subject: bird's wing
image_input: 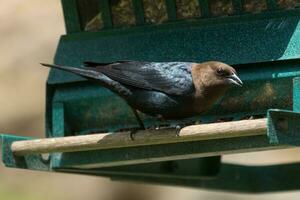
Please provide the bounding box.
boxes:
[83,61,194,95]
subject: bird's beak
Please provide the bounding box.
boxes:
[226,73,243,87]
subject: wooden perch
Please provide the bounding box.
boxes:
[11,118,267,156]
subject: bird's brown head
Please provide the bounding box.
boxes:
[191,61,243,113]
[192,61,243,90]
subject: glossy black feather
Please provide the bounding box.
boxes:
[84,61,194,96]
[42,61,238,120]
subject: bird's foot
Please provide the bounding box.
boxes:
[129,128,139,141]
[175,125,181,137]
[131,108,146,130]
[169,123,182,137]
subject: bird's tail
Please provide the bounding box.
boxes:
[41,63,132,97]
[41,63,100,80]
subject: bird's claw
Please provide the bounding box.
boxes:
[175,125,181,137]
[129,129,138,141]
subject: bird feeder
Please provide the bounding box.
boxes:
[2,0,300,193]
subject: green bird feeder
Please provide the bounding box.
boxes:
[2,0,300,193]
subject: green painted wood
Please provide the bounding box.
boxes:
[61,0,82,33]
[104,162,300,193]
[267,0,278,10]
[199,0,210,17]
[52,102,65,137]
[50,134,281,168]
[165,0,177,21]
[77,0,101,31]
[233,0,243,14]
[132,0,145,25]
[60,157,221,179]
[60,0,294,33]
[2,137,300,193]
[99,0,113,28]
[2,109,300,192]
[51,11,300,84]
[0,134,49,171]
[0,133,285,192]
[2,133,300,193]
[267,109,300,146]
[293,77,300,112]
[116,156,221,177]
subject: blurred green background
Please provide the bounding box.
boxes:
[1,1,300,199]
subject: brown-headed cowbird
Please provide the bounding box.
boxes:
[42,61,242,128]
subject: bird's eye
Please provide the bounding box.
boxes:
[216,68,225,76]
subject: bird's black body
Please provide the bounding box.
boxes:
[85,61,196,118]
[126,87,195,119]
[42,61,242,122]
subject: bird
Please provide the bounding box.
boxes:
[41,61,242,129]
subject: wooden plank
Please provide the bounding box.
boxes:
[11,118,267,156]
